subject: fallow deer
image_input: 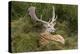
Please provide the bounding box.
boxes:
[28,6,65,46]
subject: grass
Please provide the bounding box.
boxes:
[10,1,78,53]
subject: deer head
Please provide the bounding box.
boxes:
[28,6,57,33]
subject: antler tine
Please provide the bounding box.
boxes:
[50,6,57,24]
[28,6,48,24]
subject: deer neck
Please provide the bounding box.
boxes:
[40,30,51,36]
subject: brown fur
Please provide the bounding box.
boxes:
[39,32,65,46]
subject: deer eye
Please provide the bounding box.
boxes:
[48,27,50,28]
[50,24,51,25]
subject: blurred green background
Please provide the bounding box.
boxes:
[10,1,78,53]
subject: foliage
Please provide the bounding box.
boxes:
[10,1,78,52]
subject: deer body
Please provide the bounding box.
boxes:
[39,31,64,46]
[28,6,65,46]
